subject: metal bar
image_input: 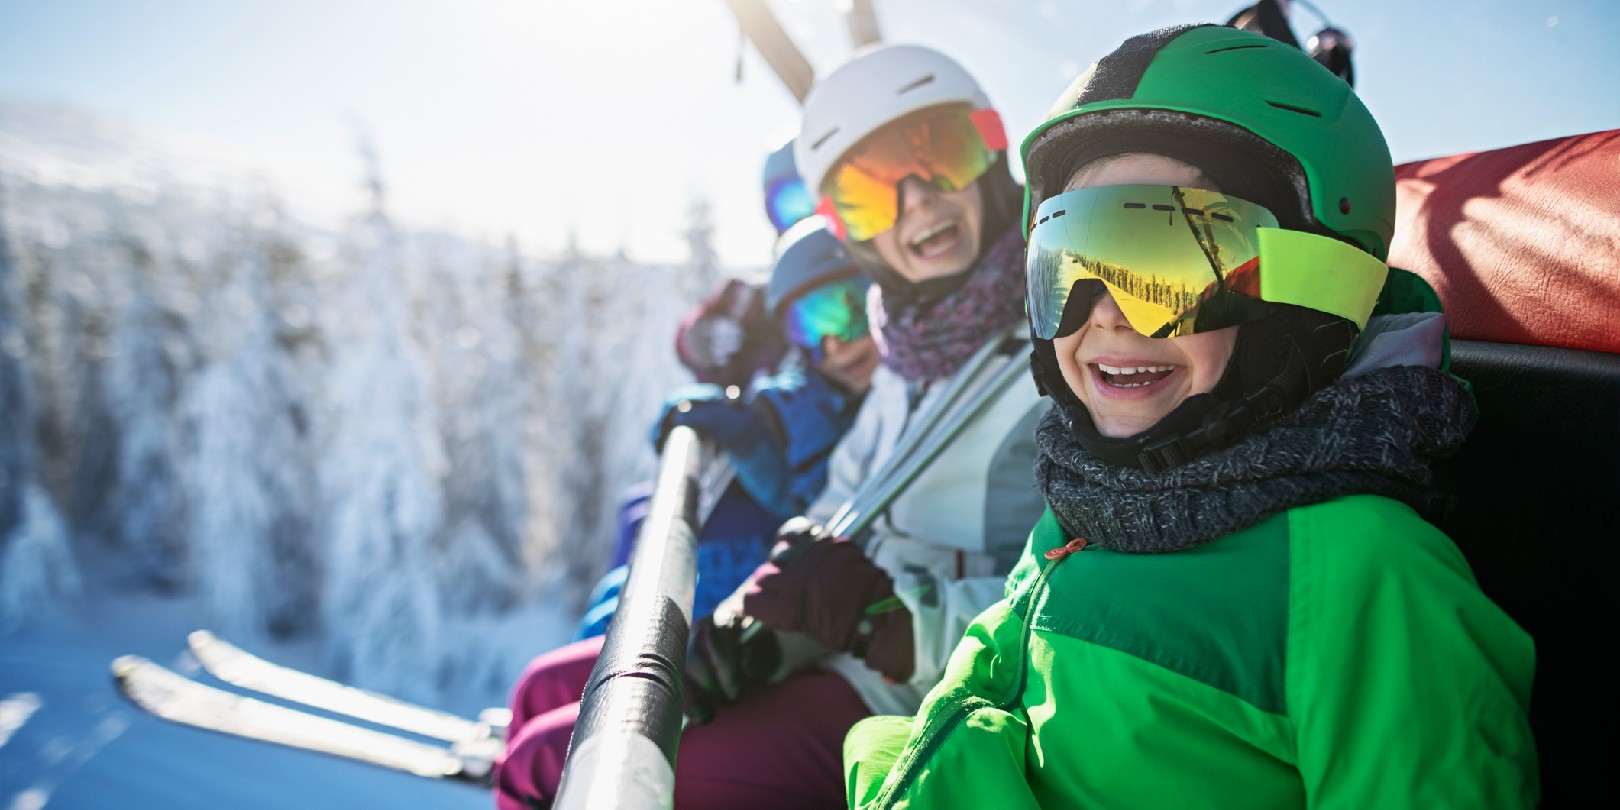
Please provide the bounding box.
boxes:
[722,0,815,103]
[554,426,712,810]
[846,0,882,48]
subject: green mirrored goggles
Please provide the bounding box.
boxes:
[1026,184,1388,340]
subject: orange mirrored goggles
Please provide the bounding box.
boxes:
[818,104,1006,242]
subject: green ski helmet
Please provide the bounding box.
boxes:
[1023,25,1397,472]
[1023,24,1394,259]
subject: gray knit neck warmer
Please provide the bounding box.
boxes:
[1034,365,1475,553]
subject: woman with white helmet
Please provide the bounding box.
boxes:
[676,43,1050,808]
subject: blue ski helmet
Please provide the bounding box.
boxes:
[768,218,872,358]
[765,216,865,318]
[763,136,817,235]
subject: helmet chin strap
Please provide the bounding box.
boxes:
[1031,311,1342,473]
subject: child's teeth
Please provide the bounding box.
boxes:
[1098,363,1173,375]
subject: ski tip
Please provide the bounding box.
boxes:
[188,629,217,649]
[110,654,147,680]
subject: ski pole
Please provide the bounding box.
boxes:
[735,336,1030,644]
[823,328,1013,536]
[829,341,1029,540]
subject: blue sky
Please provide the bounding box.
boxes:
[1,0,1616,268]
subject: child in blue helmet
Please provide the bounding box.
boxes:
[583,135,848,632]
[578,218,879,636]
[494,219,877,810]
[673,136,818,387]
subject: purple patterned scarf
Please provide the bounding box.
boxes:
[868,228,1026,381]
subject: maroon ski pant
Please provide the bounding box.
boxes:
[493,635,871,810]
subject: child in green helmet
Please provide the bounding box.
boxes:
[844,25,1537,809]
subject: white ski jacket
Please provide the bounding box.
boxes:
[806,335,1049,716]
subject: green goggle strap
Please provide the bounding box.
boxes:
[1256,229,1388,331]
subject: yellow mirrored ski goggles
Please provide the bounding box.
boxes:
[1026,184,1387,340]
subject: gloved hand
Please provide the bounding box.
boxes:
[648,385,798,518]
[674,280,785,387]
[649,384,755,453]
[684,610,782,725]
[740,518,916,683]
[682,315,745,372]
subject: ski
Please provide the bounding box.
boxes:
[186,630,509,743]
[112,655,498,786]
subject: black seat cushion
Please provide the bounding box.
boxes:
[1434,339,1620,806]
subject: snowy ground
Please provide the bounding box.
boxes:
[0,569,574,810]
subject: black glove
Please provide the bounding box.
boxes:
[764,516,829,565]
[684,611,782,725]
[742,518,915,683]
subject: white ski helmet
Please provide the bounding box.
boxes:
[795,44,999,200]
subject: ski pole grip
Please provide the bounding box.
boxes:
[555,426,712,810]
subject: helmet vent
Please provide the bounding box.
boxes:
[898,74,936,95]
[1205,44,1268,54]
[810,128,840,150]
[1265,100,1323,118]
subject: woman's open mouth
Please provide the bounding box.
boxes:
[907,220,961,260]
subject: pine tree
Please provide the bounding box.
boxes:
[0,183,79,632]
[0,188,33,539]
[179,212,316,640]
[314,143,447,699]
[105,281,189,589]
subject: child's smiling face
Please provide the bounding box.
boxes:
[815,333,880,394]
[1051,153,1239,438]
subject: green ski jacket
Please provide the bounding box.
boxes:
[846,495,1538,809]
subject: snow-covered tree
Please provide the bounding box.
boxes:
[104,280,190,589]
[178,214,316,639]
[533,240,699,605]
[682,195,724,299]
[0,187,79,632]
[0,100,714,693]
[414,233,533,615]
[0,189,32,537]
[0,482,81,633]
[314,159,447,698]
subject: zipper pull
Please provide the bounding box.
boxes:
[1044,537,1089,561]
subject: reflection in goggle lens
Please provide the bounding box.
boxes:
[782,276,871,359]
[823,104,998,242]
[1026,185,1280,340]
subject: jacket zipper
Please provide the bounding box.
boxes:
[873,538,1086,807]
